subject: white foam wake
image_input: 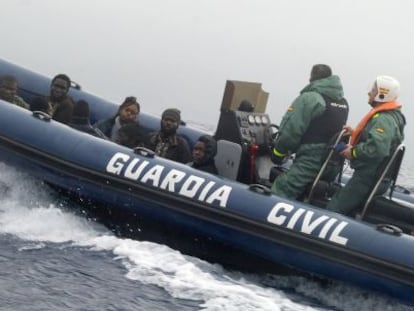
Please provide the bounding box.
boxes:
[0,163,320,310]
[1,163,411,311]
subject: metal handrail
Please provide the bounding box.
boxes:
[357,143,405,220]
[305,129,347,203]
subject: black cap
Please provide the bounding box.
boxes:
[162,108,181,123]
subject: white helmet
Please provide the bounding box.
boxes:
[372,75,400,102]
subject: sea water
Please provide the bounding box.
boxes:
[0,162,413,311]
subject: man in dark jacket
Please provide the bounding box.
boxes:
[189,135,218,174]
[116,122,147,148]
[326,75,405,215]
[147,108,192,164]
[30,96,52,115]
[271,64,349,199]
[47,74,74,124]
[69,100,107,139]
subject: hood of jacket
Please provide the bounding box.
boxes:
[300,75,344,101]
[195,135,217,166]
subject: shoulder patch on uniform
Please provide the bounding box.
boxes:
[287,105,295,112]
[373,113,380,119]
[376,127,384,133]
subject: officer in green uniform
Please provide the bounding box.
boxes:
[326,75,405,215]
[271,64,349,199]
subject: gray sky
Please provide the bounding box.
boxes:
[1,0,413,158]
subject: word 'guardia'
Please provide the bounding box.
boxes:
[106,152,232,207]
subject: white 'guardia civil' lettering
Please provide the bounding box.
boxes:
[160,169,186,191]
[179,175,206,198]
[267,202,349,245]
[106,152,232,208]
[125,158,149,180]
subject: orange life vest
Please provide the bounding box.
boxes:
[350,101,401,146]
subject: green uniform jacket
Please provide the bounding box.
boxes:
[274,75,344,155]
[327,108,405,215]
[351,109,405,171]
[271,75,345,199]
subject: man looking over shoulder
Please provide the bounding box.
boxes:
[47,74,74,124]
[326,75,405,215]
[271,64,349,199]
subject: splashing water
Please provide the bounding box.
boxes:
[0,163,412,311]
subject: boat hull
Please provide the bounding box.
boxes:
[1,59,414,305]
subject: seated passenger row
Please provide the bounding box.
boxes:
[96,101,218,174]
[1,73,75,123]
[0,74,219,175]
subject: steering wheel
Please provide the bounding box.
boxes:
[264,123,280,148]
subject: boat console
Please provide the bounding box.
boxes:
[214,80,274,184]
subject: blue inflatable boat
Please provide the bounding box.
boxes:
[1,58,414,305]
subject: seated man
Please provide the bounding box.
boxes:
[46,74,74,124]
[0,75,30,109]
[147,108,192,163]
[116,122,147,148]
[69,100,107,139]
[188,135,218,174]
